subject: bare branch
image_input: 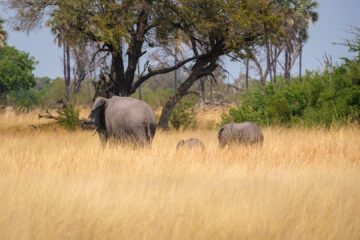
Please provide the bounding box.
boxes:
[140,60,150,77]
[186,90,200,96]
[227,84,245,92]
[38,110,59,120]
[129,56,196,94]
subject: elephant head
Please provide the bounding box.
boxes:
[89,97,108,139]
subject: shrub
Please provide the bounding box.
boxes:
[170,100,197,130]
[220,63,359,127]
[7,89,40,112]
[138,87,173,109]
[56,104,80,130]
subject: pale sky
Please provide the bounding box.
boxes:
[1,0,360,80]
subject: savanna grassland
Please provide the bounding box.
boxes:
[0,109,359,239]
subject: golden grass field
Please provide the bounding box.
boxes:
[0,108,359,239]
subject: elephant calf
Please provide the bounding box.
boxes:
[218,122,264,147]
[89,96,156,147]
[176,138,205,151]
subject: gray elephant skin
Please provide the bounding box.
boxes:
[176,138,205,151]
[218,122,264,147]
[89,96,156,146]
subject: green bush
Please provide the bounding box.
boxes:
[6,77,96,109]
[220,62,359,127]
[170,100,197,130]
[39,78,66,106]
[133,87,173,109]
[56,104,80,130]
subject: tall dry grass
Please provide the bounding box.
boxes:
[0,110,359,239]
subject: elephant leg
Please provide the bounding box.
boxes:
[98,132,107,148]
[130,134,145,148]
[126,126,147,148]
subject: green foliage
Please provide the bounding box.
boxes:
[0,46,37,98]
[7,77,94,109]
[170,100,197,131]
[39,78,66,106]
[221,60,359,127]
[56,104,80,131]
[7,0,283,99]
[71,79,94,105]
[7,88,40,112]
[135,87,173,109]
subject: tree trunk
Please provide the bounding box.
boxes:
[137,61,142,100]
[199,77,205,107]
[284,49,288,79]
[65,42,71,103]
[209,76,213,104]
[0,90,4,105]
[299,43,302,82]
[174,47,178,92]
[63,41,67,93]
[260,75,266,86]
[273,47,277,83]
[72,70,86,94]
[266,41,272,83]
[226,74,230,93]
[245,58,249,90]
[284,49,290,81]
[288,53,292,81]
[108,50,127,96]
[158,54,220,130]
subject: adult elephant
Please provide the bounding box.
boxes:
[89,96,156,147]
[218,122,264,147]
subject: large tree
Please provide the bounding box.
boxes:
[155,0,282,128]
[294,0,318,81]
[6,0,282,128]
[276,0,318,80]
[246,0,318,84]
[6,0,198,97]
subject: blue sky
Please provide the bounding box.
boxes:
[1,0,360,79]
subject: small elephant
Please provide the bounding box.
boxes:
[218,122,264,147]
[89,96,156,147]
[176,138,205,151]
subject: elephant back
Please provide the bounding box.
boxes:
[218,122,263,147]
[104,96,157,145]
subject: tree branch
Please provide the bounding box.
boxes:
[38,110,59,120]
[129,56,196,94]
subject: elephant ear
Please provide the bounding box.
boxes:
[218,127,225,140]
[89,97,107,132]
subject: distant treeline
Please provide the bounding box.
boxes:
[3,72,189,111]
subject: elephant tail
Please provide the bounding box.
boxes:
[145,122,156,143]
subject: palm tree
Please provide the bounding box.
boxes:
[47,18,71,103]
[278,0,318,81]
[294,0,318,81]
[0,18,8,47]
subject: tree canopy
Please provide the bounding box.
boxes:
[0,46,37,98]
[6,0,283,128]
